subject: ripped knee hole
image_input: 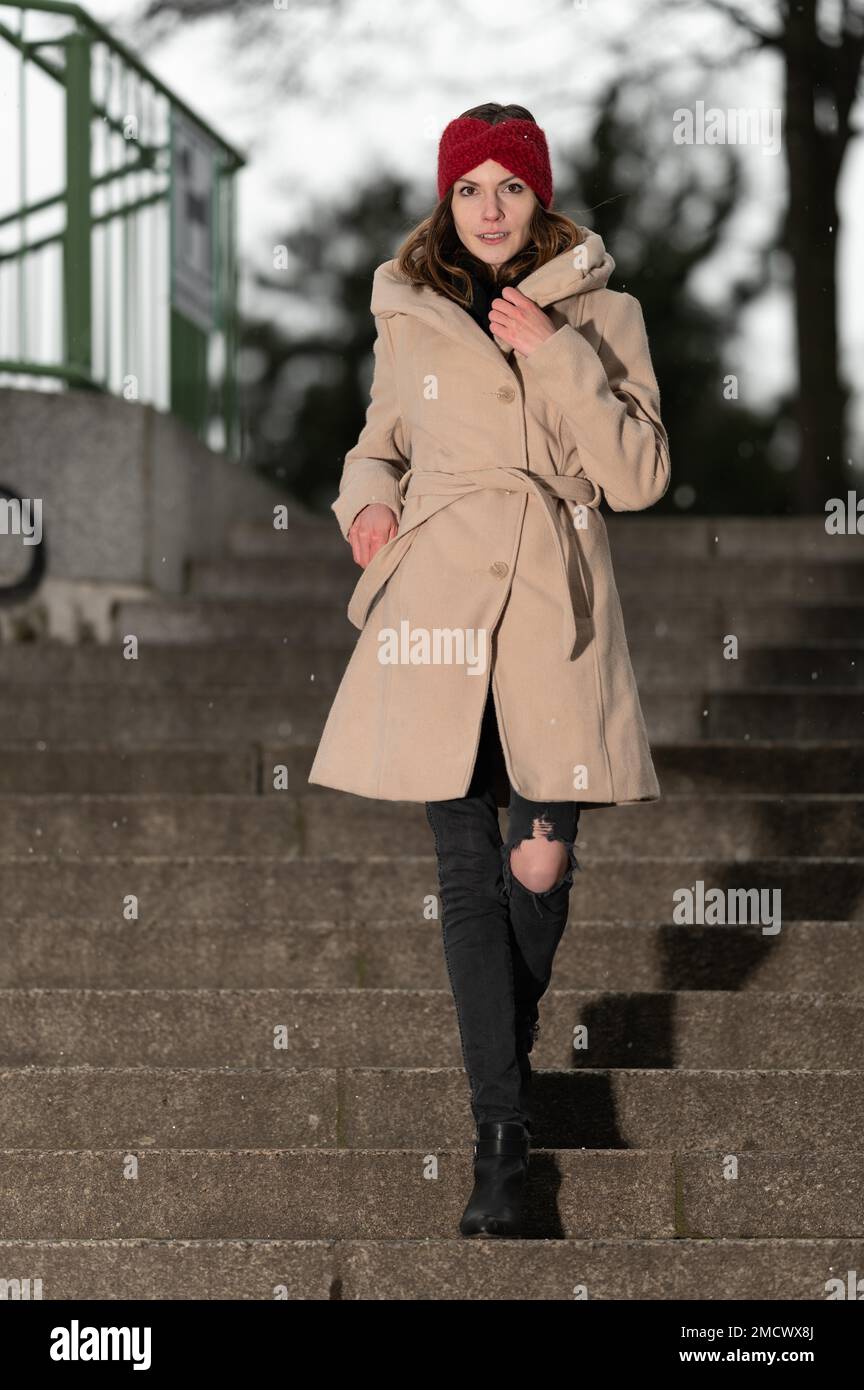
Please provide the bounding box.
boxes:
[508,817,571,892]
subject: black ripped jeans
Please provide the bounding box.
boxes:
[424,684,581,1134]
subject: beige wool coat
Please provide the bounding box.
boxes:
[308,225,671,808]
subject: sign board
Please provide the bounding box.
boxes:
[170,109,218,333]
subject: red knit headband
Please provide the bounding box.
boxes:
[437,115,553,209]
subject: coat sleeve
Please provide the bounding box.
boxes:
[519,291,671,511]
[331,315,410,541]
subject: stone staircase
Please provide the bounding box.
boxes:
[1,511,863,1299]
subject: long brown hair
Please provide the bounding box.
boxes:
[394,102,587,311]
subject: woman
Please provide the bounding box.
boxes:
[308,102,671,1238]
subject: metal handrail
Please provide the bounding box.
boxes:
[0,0,246,456]
[2,0,245,167]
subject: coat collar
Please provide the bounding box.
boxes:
[370,224,615,367]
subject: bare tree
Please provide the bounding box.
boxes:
[655,0,864,509]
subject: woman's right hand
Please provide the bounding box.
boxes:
[347,502,399,568]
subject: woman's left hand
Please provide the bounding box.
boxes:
[488,285,557,355]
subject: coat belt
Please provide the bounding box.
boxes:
[403,467,601,659]
[347,466,602,660]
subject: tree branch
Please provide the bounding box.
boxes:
[656,0,782,47]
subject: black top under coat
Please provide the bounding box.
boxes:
[446,249,533,340]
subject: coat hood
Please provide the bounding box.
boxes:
[370,224,614,359]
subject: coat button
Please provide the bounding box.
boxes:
[490,560,509,578]
[496,385,515,402]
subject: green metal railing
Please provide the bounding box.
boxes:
[0,0,245,456]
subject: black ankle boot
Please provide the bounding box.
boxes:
[459,1121,531,1238]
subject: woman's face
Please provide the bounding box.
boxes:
[450,158,536,269]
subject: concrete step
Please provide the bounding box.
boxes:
[1,793,861,859]
[708,690,864,738]
[0,642,353,690]
[0,743,260,794]
[112,598,355,647]
[2,638,864,690]
[229,513,864,563]
[190,555,356,601]
[0,1146,861,1239]
[188,555,864,603]
[1,855,860,921]
[112,596,864,645]
[658,646,863,690]
[615,645,864,691]
[229,514,341,559]
[2,683,861,744]
[648,742,864,795]
[2,739,863,795]
[1,918,861,994]
[619,560,864,599]
[603,515,864,562]
[0,686,326,743]
[2,1065,862,1149]
[0,1235,860,1299]
[1,988,862,1068]
[617,601,864,643]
